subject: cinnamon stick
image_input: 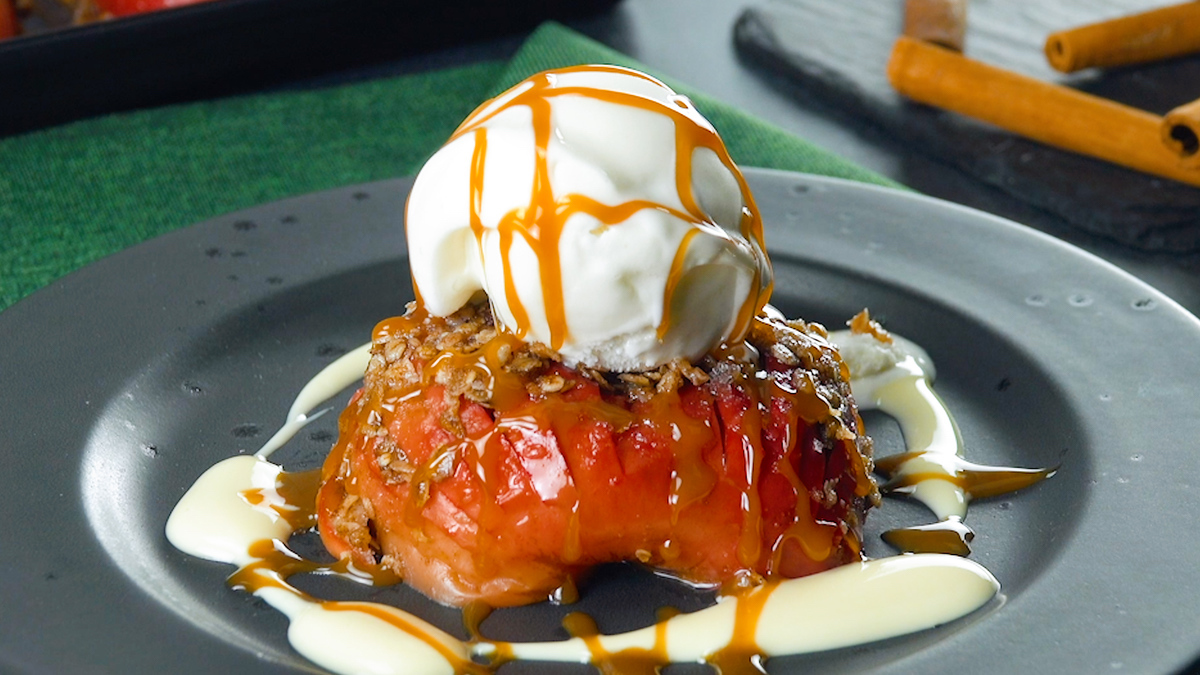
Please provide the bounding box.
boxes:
[1045,1,1200,73]
[887,36,1200,189]
[1163,98,1200,166]
[903,0,967,52]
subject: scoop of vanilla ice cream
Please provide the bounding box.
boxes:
[405,66,772,372]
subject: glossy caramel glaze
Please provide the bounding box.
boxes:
[315,301,876,607]
[882,518,975,556]
[875,451,1055,504]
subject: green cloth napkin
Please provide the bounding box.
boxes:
[0,21,898,313]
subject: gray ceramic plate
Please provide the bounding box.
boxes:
[2,169,1198,674]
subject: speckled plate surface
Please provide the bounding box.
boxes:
[2,170,1198,674]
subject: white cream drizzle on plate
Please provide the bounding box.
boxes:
[829,327,1056,557]
[828,329,967,520]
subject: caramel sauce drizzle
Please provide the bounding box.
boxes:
[227,537,400,593]
[646,388,718,519]
[883,518,974,556]
[758,374,836,569]
[232,468,404,590]
[551,574,581,605]
[875,451,1056,500]
[731,383,768,569]
[562,611,670,675]
[707,584,778,675]
[660,228,704,340]
[225,478,492,675]
[468,126,488,242]
[442,65,770,351]
[240,467,322,531]
[874,452,1055,556]
[461,601,494,641]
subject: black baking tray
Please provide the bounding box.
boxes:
[0,0,620,138]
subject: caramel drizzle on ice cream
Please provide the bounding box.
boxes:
[447,64,771,351]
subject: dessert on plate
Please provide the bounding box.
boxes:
[314,64,879,608]
[166,63,1049,675]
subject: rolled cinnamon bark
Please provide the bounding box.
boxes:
[887,36,1200,188]
[1163,98,1200,166]
[903,0,967,52]
[1045,2,1200,73]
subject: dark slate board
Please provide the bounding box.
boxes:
[734,0,1200,252]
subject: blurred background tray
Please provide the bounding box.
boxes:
[0,0,618,137]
